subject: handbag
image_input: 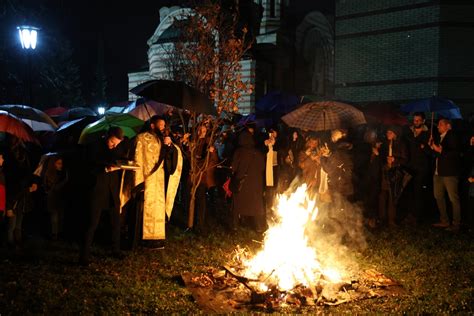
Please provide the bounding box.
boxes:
[229,174,246,194]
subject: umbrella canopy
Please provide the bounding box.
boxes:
[401,96,461,115]
[364,103,408,126]
[44,106,68,117]
[57,116,98,133]
[281,101,366,132]
[58,107,98,122]
[78,113,144,144]
[0,104,58,131]
[106,106,127,114]
[0,110,39,144]
[237,113,273,130]
[130,79,215,115]
[255,91,300,116]
[124,98,179,121]
[433,108,463,120]
[300,94,326,104]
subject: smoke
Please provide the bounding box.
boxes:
[283,177,367,278]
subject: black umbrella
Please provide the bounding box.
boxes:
[130,80,215,115]
[58,107,98,122]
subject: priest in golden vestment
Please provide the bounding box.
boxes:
[134,115,182,240]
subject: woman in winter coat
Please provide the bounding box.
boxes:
[231,129,266,232]
[43,156,68,240]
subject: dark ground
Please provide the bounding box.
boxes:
[0,215,473,314]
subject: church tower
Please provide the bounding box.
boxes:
[256,0,281,37]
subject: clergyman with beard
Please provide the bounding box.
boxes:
[133,115,183,247]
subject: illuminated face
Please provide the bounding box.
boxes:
[156,120,166,132]
[437,120,450,134]
[307,138,319,149]
[199,125,207,138]
[331,129,344,142]
[413,115,424,128]
[107,136,122,149]
[54,159,63,171]
[386,130,396,140]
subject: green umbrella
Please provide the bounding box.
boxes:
[78,113,144,144]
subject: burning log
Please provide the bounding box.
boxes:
[182,267,404,312]
[181,185,405,312]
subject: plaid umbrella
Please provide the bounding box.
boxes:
[0,104,58,131]
[281,101,366,131]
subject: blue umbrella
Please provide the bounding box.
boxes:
[436,108,462,120]
[401,96,462,135]
[401,96,460,113]
[237,113,273,130]
[255,91,300,116]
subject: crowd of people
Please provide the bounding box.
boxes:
[0,111,473,265]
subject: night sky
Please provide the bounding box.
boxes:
[2,0,334,106]
[62,0,179,104]
[3,0,180,105]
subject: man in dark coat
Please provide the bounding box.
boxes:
[79,127,125,265]
[231,130,266,232]
[429,118,461,231]
[403,113,432,224]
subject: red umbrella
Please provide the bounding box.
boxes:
[0,110,39,144]
[363,103,408,126]
[45,106,68,117]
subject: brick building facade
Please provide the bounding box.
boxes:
[128,1,473,115]
[335,0,474,113]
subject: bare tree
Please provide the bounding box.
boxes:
[163,0,253,228]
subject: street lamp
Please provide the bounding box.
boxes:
[17,25,39,105]
[17,25,39,50]
[97,106,106,115]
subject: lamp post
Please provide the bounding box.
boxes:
[17,25,39,105]
[97,106,106,116]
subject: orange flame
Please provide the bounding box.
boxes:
[242,184,343,291]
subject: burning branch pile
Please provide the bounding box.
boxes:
[181,185,404,312]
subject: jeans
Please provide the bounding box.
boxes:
[433,175,461,226]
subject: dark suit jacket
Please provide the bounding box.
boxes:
[85,141,123,210]
[434,130,460,177]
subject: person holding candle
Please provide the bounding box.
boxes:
[378,125,408,228]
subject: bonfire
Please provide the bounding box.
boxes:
[182,184,403,312]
